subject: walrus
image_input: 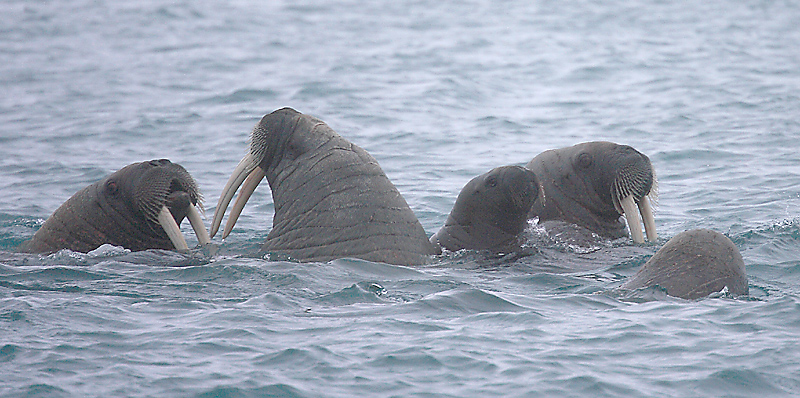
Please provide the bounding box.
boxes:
[622,229,748,299]
[210,107,439,266]
[526,141,658,244]
[19,159,210,254]
[431,166,539,253]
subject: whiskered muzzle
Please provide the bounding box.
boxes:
[613,168,658,244]
[139,173,209,250]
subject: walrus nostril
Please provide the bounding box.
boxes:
[149,159,171,167]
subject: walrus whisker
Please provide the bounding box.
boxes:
[210,152,258,238]
[187,204,211,245]
[157,205,189,251]
[223,165,266,239]
[647,169,659,208]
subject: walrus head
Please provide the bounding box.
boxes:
[528,141,657,243]
[450,166,539,237]
[210,107,335,238]
[108,159,210,250]
[432,165,539,252]
[20,159,211,254]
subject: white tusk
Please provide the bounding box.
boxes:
[620,195,644,244]
[210,153,258,238]
[157,205,189,251]
[637,196,657,242]
[222,165,266,239]
[187,204,211,245]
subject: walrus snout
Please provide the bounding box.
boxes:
[136,161,210,250]
[610,149,657,244]
[494,166,539,214]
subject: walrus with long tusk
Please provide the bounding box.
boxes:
[19,159,210,253]
[210,107,439,266]
[525,141,658,244]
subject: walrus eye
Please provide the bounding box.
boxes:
[105,180,118,195]
[578,153,593,169]
[485,176,497,188]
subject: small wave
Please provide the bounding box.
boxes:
[196,384,308,398]
[407,287,527,316]
[313,282,389,307]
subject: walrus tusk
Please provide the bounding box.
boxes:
[210,153,258,238]
[620,195,645,244]
[638,196,657,242]
[186,204,211,245]
[157,206,189,251]
[222,165,266,239]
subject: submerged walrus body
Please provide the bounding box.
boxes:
[210,107,438,266]
[623,229,748,299]
[20,159,209,254]
[526,141,658,244]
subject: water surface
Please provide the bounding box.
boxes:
[2,0,800,396]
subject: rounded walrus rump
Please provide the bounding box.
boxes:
[622,228,748,299]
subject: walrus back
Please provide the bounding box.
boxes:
[263,131,436,265]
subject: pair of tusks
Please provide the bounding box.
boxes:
[209,152,264,240]
[619,195,657,244]
[156,204,211,251]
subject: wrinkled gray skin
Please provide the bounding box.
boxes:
[19,159,203,253]
[526,141,656,241]
[431,166,538,253]
[211,108,438,266]
[623,229,748,299]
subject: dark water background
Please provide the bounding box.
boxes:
[2,0,800,396]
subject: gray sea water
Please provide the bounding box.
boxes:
[2,0,800,396]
